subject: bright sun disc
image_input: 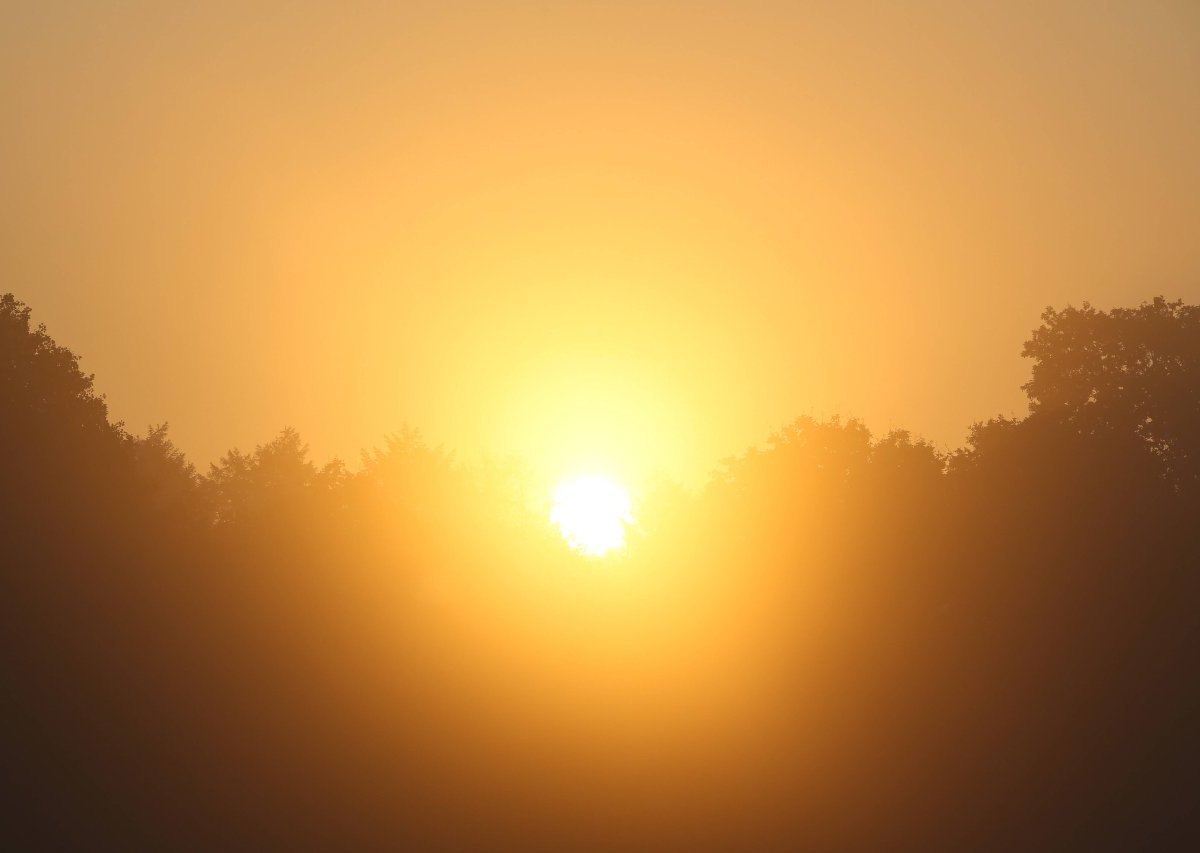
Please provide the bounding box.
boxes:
[551,475,634,556]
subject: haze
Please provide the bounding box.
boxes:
[4,0,1199,484]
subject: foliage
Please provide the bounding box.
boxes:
[3,292,1198,850]
[1023,297,1200,489]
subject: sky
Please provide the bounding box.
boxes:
[3,0,1199,488]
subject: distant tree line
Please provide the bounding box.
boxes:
[3,292,1197,849]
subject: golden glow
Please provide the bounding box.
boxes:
[6,2,1197,483]
[550,475,634,557]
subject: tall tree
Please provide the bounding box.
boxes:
[1022,297,1200,490]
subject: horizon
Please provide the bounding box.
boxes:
[6,0,1198,486]
[5,3,1200,849]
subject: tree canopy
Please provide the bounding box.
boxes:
[3,292,1198,850]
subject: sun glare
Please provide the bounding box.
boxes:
[550,475,634,557]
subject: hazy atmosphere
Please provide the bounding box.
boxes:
[5,0,1199,484]
[5,2,1200,850]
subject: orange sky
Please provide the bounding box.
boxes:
[4,1,1199,487]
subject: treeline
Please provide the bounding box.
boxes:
[3,293,1198,850]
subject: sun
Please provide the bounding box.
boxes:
[550,475,634,557]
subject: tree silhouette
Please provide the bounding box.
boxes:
[206,427,346,525]
[0,293,112,437]
[1023,297,1200,491]
[3,291,1198,850]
